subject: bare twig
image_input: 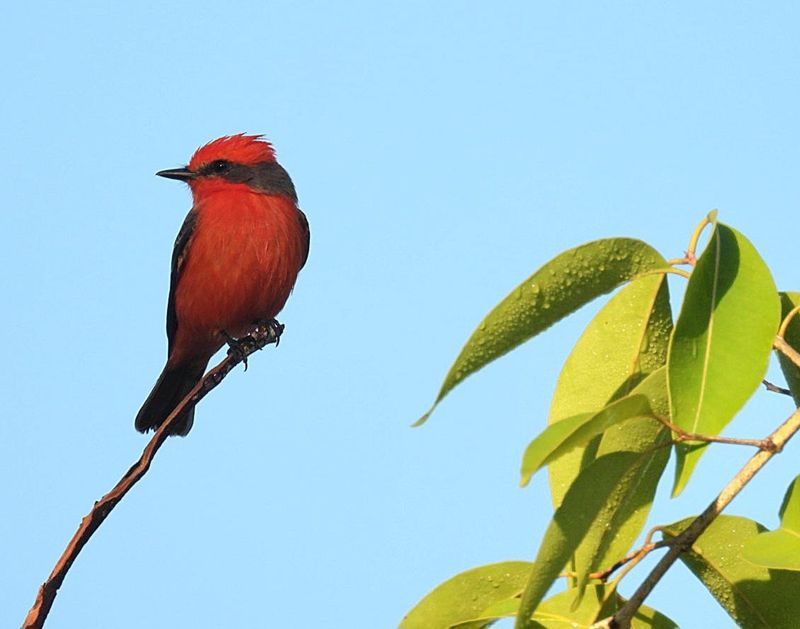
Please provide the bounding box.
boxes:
[591,540,668,583]
[762,379,792,396]
[21,321,284,629]
[560,533,669,585]
[589,407,800,629]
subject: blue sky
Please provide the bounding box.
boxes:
[2,2,799,627]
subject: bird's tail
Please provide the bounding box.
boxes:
[135,360,208,436]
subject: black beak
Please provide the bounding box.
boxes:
[156,167,195,182]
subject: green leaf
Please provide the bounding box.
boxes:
[668,223,780,496]
[743,474,800,570]
[520,395,652,487]
[515,452,640,629]
[777,291,800,406]
[400,561,531,629]
[742,529,800,572]
[662,515,800,628]
[465,587,677,628]
[417,239,669,425]
[448,597,520,628]
[520,411,594,486]
[548,274,672,506]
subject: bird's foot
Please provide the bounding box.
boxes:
[222,319,284,371]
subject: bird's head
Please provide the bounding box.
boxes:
[156,134,295,201]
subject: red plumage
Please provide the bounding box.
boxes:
[189,133,276,169]
[135,135,309,436]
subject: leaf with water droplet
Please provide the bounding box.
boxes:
[547,273,672,508]
[399,561,532,629]
[416,238,669,425]
[662,515,800,628]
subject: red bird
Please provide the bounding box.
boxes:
[135,134,309,436]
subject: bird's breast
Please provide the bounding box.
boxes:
[172,190,306,356]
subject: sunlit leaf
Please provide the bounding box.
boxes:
[662,515,800,628]
[548,274,672,506]
[399,561,530,629]
[515,452,640,628]
[777,292,800,406]
[743,473,800,571]
[417,239,669,425]
[669,223,780,496]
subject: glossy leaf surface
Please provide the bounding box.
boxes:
[547,274,672,506]
[400,561,530,629]
[418,239,668,425]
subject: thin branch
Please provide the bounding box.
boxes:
[600,529,670,612]
[654,415,777,451]
[560,537,669,584]
[21,321,284,629]
[589,407,800,629]
[591,539,668,583]
[762,379,792,396]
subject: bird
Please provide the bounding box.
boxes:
[135,134,309,436]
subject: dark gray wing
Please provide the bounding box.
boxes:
[166,209,198,353]
[297,208,310,270]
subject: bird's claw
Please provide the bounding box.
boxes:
[253,318,284,347]
[222,319,284,371]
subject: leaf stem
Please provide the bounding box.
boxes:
[683,211,717,265]
[775,336,800,370]
[654,415,777,451]
[779,305,800,338]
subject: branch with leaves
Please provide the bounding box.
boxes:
[22,321,283,629]
[402,212,800,629]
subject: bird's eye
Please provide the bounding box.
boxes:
[211,160,229,173]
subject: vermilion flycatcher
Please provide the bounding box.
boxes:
[135,134,309,436]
